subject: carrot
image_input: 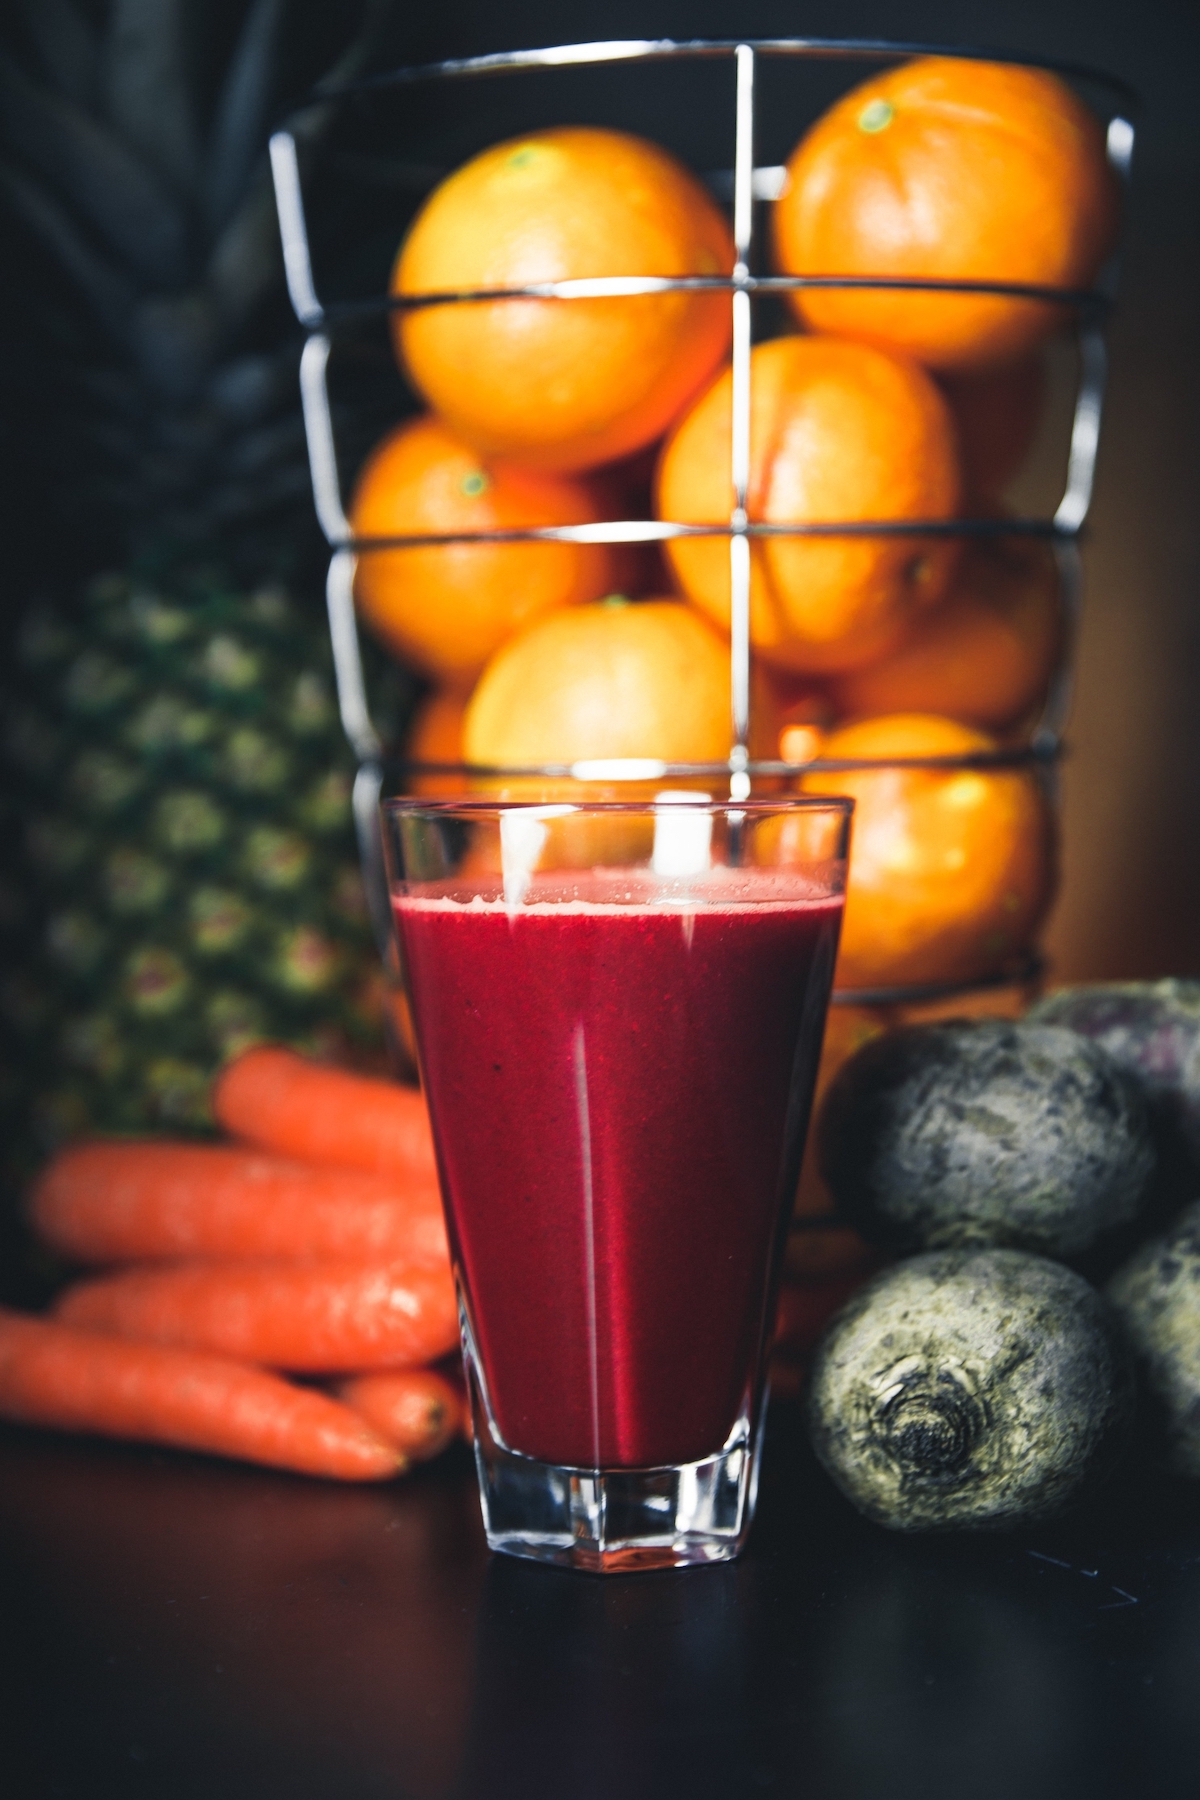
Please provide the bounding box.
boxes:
[212,1045,437,1181]
[30,1140,448,1269]
[0,1308,401,1480]
[54,1260,460,1373]
[337,1369,463,1463]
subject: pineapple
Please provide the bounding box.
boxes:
[0,1,410,1187]
[2,571,387,1153]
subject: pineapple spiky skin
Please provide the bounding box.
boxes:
[1,568,389,1171]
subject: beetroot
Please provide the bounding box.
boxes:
[1108,1200,1200,1476]
[808,1249,1133,1531]
[1029,981,1200,1175]
[818,1019,1156,1259]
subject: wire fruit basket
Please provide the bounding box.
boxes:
[268,36,1135,1012]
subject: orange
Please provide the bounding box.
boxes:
[393,128,734,471]
[770,675,835,765]
[655,335,962,674]
[462,597,778,767]
[778,722,826,766]
[828,530,1062,731]
[773,57,1119,370]
[938,354,1046,497]
[588,452,675,599]
[349,416,618,686]
[801,712,1055,988]
[404,689,466,764]
[399,690,468,797]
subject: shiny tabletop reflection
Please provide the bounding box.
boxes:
[0,1407,1197,1799]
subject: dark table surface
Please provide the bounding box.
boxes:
[1,1402,1197,1800]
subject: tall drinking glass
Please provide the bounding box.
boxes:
[383,797,852,1572]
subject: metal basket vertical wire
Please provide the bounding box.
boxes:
[268,37,1136,1008]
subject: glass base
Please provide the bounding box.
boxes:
[463,1334,766,1573]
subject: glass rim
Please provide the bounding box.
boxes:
[382,795,855,820]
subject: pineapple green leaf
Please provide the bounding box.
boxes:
[205,0,394,331]
[207,350,297,424]
[1,0,402,573]
[306,0,395,102]
[131,292,219,404]
[0,159,135,345]
[102,0,201,201]
[205,175,284,334]
[266,0,397,168]
[205,0,286,235]
[16,0,99,114]
[0,49,189,289]
[225,416,309,479]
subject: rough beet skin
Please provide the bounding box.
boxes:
[1029,980,1200,1176]
[1107,1199,1200,1477]
[818,1019,1156,1258]
[808,1248,1134,1532]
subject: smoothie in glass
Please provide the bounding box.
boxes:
[385,800,850,1571]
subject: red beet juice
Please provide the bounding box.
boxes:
[394,869,842,1471]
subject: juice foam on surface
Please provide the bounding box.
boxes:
[399,863,840,913]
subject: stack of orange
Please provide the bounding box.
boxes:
[347,57,1118,999]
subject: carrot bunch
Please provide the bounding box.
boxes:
[6,1047,466,1483]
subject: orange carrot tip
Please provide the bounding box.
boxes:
[0,1308,402,1481]
[337,1369,463,1464]
[212,1045,437,1181]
